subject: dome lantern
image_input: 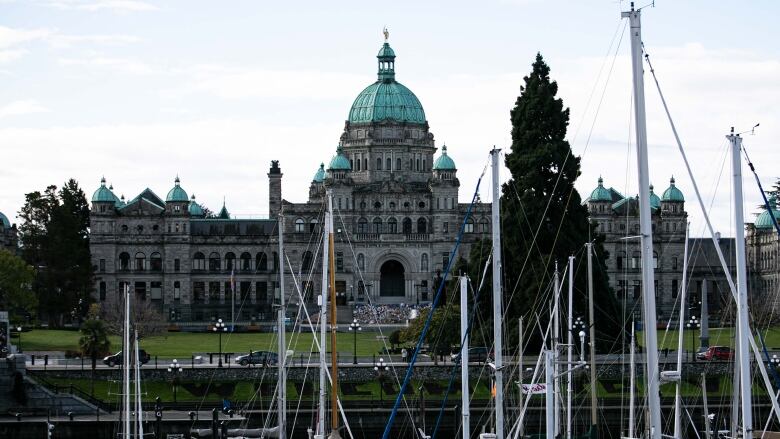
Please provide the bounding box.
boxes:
[649,184,661,209]
[188,194,204,217]
[661,176,685,202]
[92,176,118,203]
[433,145,457,171]
[588,176,612,202]
[313,163,326,183]
[166,175,189,202]
[328,146,351,171]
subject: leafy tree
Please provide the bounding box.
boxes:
[401,305,460,364]
[471,54,623,351]
[79,317,111,395]
[388,329,402,350]
[0,249,37,321]
[18,180,93,326]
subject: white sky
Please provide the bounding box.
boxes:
[1,0,778,238]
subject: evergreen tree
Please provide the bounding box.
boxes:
[0,249,37,321]
[476,54,624,350]
[18,179,93,327]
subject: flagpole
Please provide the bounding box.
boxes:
[231,269,235,332]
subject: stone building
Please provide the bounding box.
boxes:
[747,194,780,315]
[0,210,18,254]
[89,39,491,327]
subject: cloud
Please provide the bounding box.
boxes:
[48,33,141,48]
[0,26,52,49]
[0,49,27,63]
[58,56,155,75]
[0,100,50,117]
[42,0,158,12]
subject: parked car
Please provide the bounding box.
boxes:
[103,350,150,367]
[235,350,279,366]
[450,347,490,363]
[696,346,734,361]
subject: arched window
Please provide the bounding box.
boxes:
[480,218,490,233]
[397,158,401,170]
[377,158,382,170]
[295,218,305,233]
[256,252,267,271]
[416,158,420,171]
[193,252,205,271]
[464,219,474,233]
[309,218,318,233]
[150,252,162,271]
[273,252,279,272]
[372,217,382,233]
[653,251,659,269]
[631,251,641,269]
[358,217,369,233]
[240,252,252,271]
[417,218,427,234]
[134,252,146,271]
[386,158,391,170]
[387,217,398,233]
[616,251,626,270]
[173,281,181,300]
[364,158,367,170]
[357,253,365,271]
[421,253,429,271]
[225,252,236,271]
[402,217,412,234]
[301,251,313,272]
[119,252,130,271]
[209,252,221,272]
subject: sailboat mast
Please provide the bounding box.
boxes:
[728,130,753,436]
[621,4,662,438]
[327,193,340,436]
[553,263,561,438]
[628,323,636,438]
[566,256,574,439]
[460,275,470,439]
[586,242,597,431]
[278,213,287,439]
[134,329,144,439]
[124,284,131,439]
[318,211,330,438]
[490,147,505,439]
[674,223,690,439]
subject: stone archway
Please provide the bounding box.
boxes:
[380,260,405,297]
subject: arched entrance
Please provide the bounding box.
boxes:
[380,260,405,297]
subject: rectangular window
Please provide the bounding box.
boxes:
[99,282,106,301]
[193,282,205,303]
[173,282,180,300]
[256,282,268,302]
[225,281,233,301]
[336,252,344,272]
[617,255,624,270]
[442,252,450,270]
[672,279,679,298]
[672,257,678,270]
[151,281,162,300]
[174,258,180,272]
[633,280,641,299]
[240,281,251,301]
[209,282,220,302]
[135,281,147,300]
[99,259,106,272]
[443,222,449,233]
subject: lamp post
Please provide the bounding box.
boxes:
[771,355,780,370]
[214,319,227,367]
[349,319,362,365]
[16,326,22,353]
[687,316,700,362]
[573,317,587,359]
[167,359,183,403]
[374,357,388,401]
[578,331,587,363]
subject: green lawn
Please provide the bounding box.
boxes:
[21,329,395,358]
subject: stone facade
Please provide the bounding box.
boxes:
[0,210,18,254]
[746,194,780,316]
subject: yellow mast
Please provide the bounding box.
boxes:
[328,194,339,434]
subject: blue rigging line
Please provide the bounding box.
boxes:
[381,165,486,439]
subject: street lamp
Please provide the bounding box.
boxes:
[349,319,362,364]
[374,357,389,401]
[573,317,587,359]
[687,316,700,362]
[213,319,227,367]
[578,331,586,363]
[167,359,183,403]
[16,326,22,353]
[771,355,780,370]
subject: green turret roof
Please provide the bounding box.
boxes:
[166,176,189,202]
[218,200,230,219]
[649,185,661,209]
[92,177,117,203]
[755,194,780,229]
[0,211,10,228]
[328,146,351,171]
[347,41,426,124]
[662,177,685,202]
[188,194,204,217]
[433,145,456,170]
[313,163,326,183]
[589,177,612,202]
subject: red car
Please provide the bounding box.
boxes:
[696,346,734,361]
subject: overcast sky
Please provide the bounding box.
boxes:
[1,0,778,238]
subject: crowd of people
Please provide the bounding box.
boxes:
[352,303,431,324]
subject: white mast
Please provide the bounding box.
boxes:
[586,243,597,432]
[545,349,555,439]
[553,263,561,438]
[566,256,574,439]
[628,322,636,439]
[621,5,662,438]
[517,317,524,438]
[674,224,690,439]
[278,213,287,439]
[490,147,505,439]
[134,329,144,439]
[460,275,470,439]
[728,130,753,437]
[124,284,131,439]
[318,211,330,439]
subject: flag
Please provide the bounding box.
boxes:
[230,269,235,295]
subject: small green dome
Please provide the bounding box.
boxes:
[0,211,10,228]
[347,42,426,125]
[218,201,230,219]
[166,176,189,202]
[313,163,326,183]
[328,146,351,171]
[433,145,457,170]
[92,177,117,203]
[116,194,126,208]
[662,177,685,202]
[188,194,204,216]
[755,195,780,229]
[589,177,612,202]
[649,185,661,209]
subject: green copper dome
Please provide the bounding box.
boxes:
[188,194,204,217]
[433,145,456,170]
[328,146,351,171]
[589,177,612,202]
[313,163,326,182]
[166,176,189,202]
[116,194,126,208]
[661,177,684,202]
[0,211,10,228]
[755,194,780,229]
[92,177,117,203]
[649,185,661,209]
[347,42,426,125]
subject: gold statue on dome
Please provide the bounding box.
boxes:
[383,27,389,42]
